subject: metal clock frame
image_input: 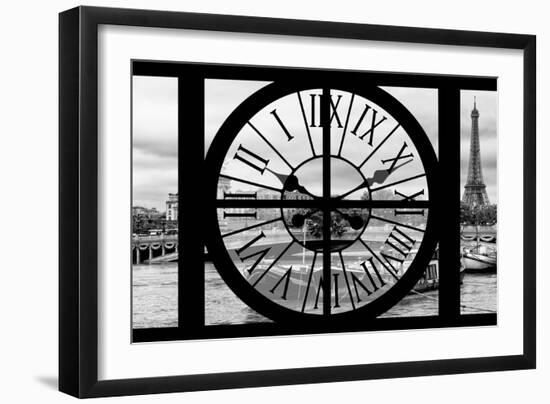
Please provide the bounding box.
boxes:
[203,79,439,325]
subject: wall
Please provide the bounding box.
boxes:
[0,0,546,402]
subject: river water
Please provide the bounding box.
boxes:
[132,263,497,329]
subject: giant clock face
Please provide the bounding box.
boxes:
[205,81,439,325]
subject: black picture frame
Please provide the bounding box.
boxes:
[59,6,536,398]
[130,61,497,343]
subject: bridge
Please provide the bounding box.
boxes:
[132,226,394,264]
[460,224,496,242]
[132,234,178,264]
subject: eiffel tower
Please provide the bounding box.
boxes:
[462,97,490,207]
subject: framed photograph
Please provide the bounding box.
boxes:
[59,6,536,398]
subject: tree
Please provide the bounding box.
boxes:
[460,203,497,225]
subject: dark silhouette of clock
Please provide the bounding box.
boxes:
[205,80,439,326]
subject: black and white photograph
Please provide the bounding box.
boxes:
[51,4,538,400]
[460,91,498,314]
[130,63,498,338]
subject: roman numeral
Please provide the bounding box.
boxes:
[350,259,389,303]
[337,252,356,310]
[297,92,316,156]
[223,192,257,219]
[310,274,344,310]
[385,226,415,257]
[351,104,387,145]
[394,189,425,216]
[235,231,270,275]
[233,145,269,174]
[300,252,318,313]
[270,109,294,141]
[363,258,387,289]
[333,273,341,308]
[313,276,324,310]
[395,189,424,202]
[380,226,416,276]
[269,266,293,300]
[351,271,372,302]
[309,93,344,128]
[381,142,414,173]
[359,238,402,283]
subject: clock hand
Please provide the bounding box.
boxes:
[265,168,317,199]
[265,167,291,186]
[366,158,413,186]
[335,158,413,200]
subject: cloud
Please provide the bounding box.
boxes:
[132,76,178,210]
[459,90,498,202]
[133,76,498,210]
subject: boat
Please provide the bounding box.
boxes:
[404,249,466,294]
[462,244,496,273]
[480,235,496,243]
[460,223,497,272]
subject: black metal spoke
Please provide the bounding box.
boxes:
[322,87,332,317]
[248,121,294,171]
[219,173,282,193]
[300,252,318,313]
[334,182,368,200]
[337,92,355,156]
[370,173,426,193]
[222,217,282,238]
[216,198,320,209]
[358,123,401,168]
[335,199,429,209]
[296,92,317,157]
[252,241,296,287]
[358,238,400,282]
[338,252,356,310]
[369,214,426,233]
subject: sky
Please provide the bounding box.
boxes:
[460,90,498,203]
[132,76,497,211]
[132,76,178,211]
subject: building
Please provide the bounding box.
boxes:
[132,206,160,217]
[166,193,178,221]
[132,206,164,235]
[217,176,231,198]
[164,176,231,223]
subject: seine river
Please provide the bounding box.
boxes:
[132,262,496,329]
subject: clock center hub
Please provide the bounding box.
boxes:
[280,156,371,252]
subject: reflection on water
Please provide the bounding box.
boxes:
[132,263,496,328]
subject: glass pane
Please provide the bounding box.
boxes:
[132,76,178,328]
[460,90,498,315]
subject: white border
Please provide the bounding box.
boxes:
[98,25,524,380]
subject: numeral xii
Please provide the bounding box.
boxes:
[308,93,343,128]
